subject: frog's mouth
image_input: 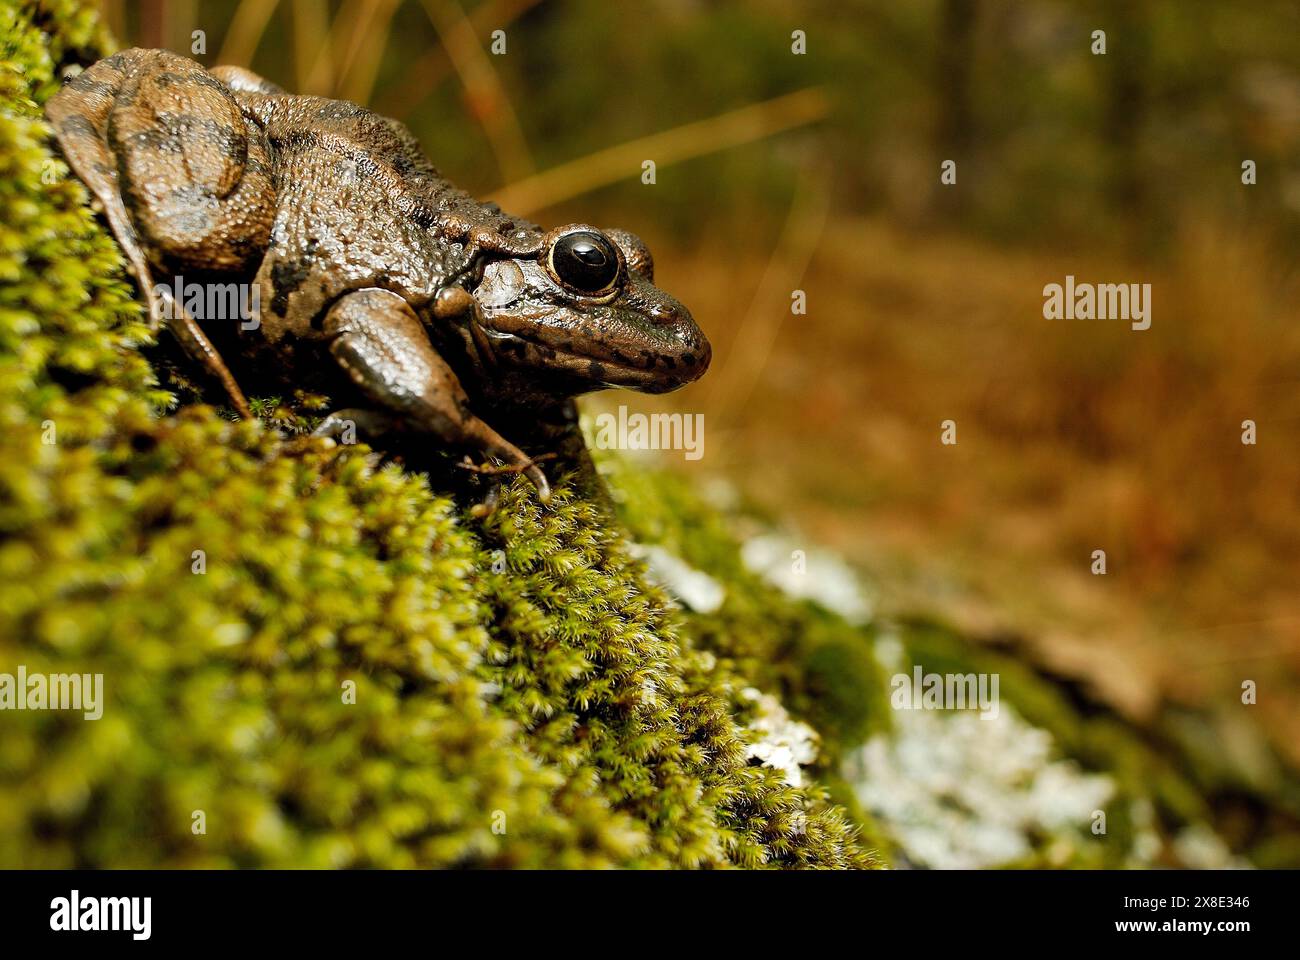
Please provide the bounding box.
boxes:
[479,326,688,391]
[476,310,710,393]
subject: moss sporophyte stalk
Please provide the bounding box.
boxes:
[0,0,874,869]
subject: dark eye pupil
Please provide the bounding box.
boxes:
[573,242,604,265]
[553,232,618,292]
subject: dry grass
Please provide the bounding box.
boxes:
[487,87,829,216]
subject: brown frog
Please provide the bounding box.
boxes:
[45,48,710,500]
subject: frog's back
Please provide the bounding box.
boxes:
[236,90,520,339]
[48,50,536,344]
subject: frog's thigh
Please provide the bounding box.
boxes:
[108,49,273,274]
[323,289,548,492]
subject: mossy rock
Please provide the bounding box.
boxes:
[0,0,885,868]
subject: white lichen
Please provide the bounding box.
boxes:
[1173,824,1251,870]
[740,533,873,624]
[846,705,1114,868]
[628,542,725,613]
[740,687,819,788]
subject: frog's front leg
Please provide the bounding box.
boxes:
[320,288,551,500]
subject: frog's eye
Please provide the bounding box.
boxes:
[547,230,620,294]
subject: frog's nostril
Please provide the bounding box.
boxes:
[649,303,680,326]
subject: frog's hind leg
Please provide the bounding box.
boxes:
[321,288,551,501]
[46,50,271,418]
[105,49,275,273]
[46,53,157,306]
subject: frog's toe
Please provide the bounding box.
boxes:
[454,452,553,504]
[526,464,551,503]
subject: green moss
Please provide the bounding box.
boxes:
[597,456,892,766]
[0,0,877,868]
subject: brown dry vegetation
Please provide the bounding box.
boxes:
[604,215,1300,763]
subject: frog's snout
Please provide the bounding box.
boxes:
[615,293,710,393]
[643,319,711,392]
[623,281,711,389]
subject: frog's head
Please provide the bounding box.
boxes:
[451,224,710,395]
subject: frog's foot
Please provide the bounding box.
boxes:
[321,287,553,502]
[456,453,555,509]
[455,464,553,518]
[455,452,557,477]
[467,456,552,507]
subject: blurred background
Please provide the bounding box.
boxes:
[102,0,1300,767]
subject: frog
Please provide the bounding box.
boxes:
[45,48,710,502]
